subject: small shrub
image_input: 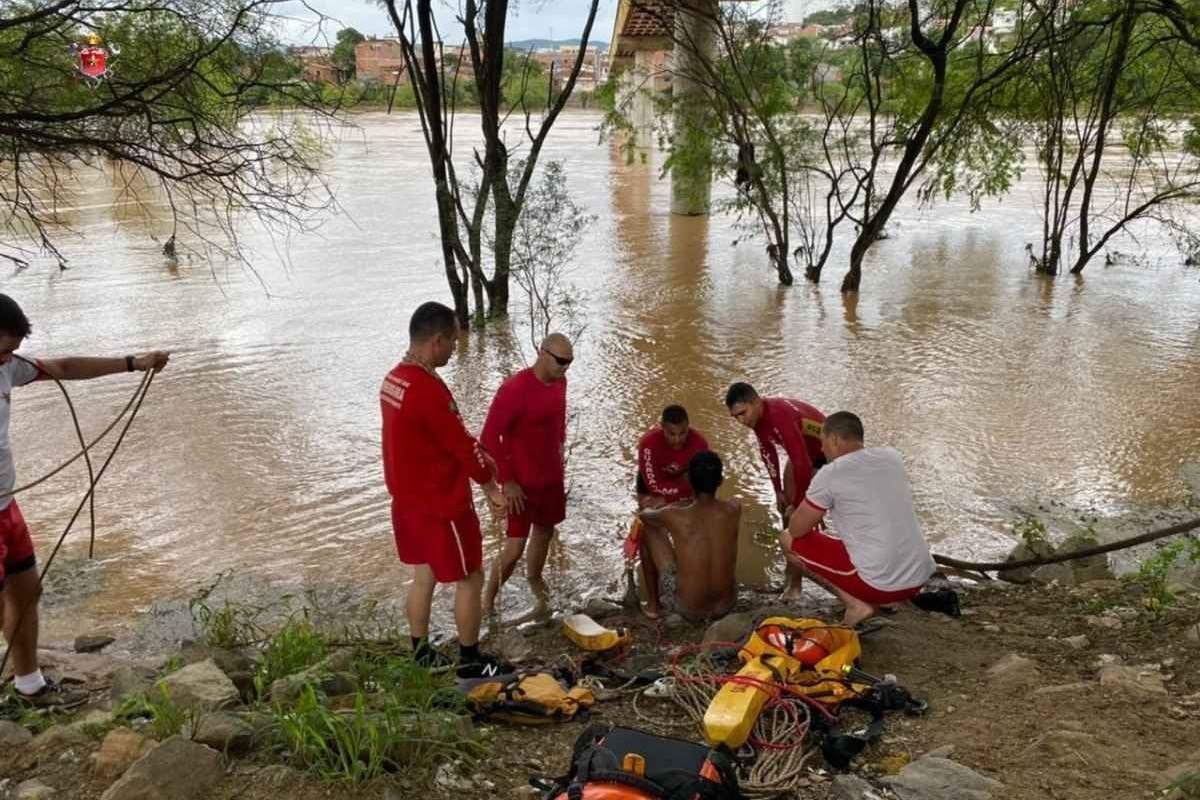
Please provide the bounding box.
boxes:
[114,685,193,740]
[1014,514,1050,552]
[1130,537,1200,616]
[270,681,482,783]
[255,617,329,688]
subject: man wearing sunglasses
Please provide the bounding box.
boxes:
[481,334,573,616]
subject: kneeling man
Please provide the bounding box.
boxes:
[783,412,935,626]
[638,451,740,622]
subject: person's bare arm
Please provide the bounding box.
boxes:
[37,351,169,380]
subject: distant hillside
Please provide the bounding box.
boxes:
[506,38,609,52]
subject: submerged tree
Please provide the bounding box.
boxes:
[1019,0,1200,275]
[0,0,333,270]
[384,0,600,326]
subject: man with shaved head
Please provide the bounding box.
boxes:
[481,334,573,615]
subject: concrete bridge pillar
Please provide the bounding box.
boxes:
[670,0,718,216]
[616,50,657,150]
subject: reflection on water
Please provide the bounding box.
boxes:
[5,111,1199,636]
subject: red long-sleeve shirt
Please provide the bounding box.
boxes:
[637,426,710,502]
[480,368,566,491]
[380,361,491,518]
[753,397,826,502]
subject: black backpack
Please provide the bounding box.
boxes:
[534,724,746,800]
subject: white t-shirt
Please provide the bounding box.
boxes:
[0,357,42,511]
[804,446,936,592]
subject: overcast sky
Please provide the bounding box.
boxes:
[276,0,826,44]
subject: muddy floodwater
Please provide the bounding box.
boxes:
[5,111,1199,636]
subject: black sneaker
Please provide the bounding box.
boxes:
[11,678,88,709]
[413,642,456,671]
[455,654,512,680]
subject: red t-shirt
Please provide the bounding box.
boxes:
[753,397,826,502]
[637,426,710,502]
[380,361,491,519]
[480,368,566,491]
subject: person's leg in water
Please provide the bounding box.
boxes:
[779,460,804,602]
[524,524,554,617]
[483,536,529,615]
[640,522,678,619]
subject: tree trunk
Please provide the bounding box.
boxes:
[1071,0,1137,275]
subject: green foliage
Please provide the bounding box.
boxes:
[269,655,482,783]
[803,8,854,26]
[190,582,265,649]
[114,685,193,740]
[1014,514,1050,552]
[255,617,330,688]
[160,655,184,675]
[1167,770,1200,799]
[1131,537,1200,614]
[333,28,364,79]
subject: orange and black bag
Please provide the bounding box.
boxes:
[533,724,745,800]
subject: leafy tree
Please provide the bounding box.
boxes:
[0,0,331,269]
[332,27,364,81]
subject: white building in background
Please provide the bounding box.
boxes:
[992,9,1018,34]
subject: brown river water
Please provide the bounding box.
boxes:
[4,111,1200,637]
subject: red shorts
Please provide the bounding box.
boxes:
[790,528,923,606]
[0,500,37,589]
[507,484,566,539]
[391,502,482,583]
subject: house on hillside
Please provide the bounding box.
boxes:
[355,38,407,83]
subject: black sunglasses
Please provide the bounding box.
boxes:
[541,348,573,367]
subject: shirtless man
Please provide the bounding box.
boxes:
[637,451,741,622]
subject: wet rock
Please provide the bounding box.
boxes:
[178,644,254,678]
[16,780,55,800]
[1181,463,1200,499]
[492,629,534,663]
[1057,533,1112,583]
[68,710,115,733]
[831,774,887,800]
[1098,664,1167,695]
[90,728,155,782]
[30,726,91,754]
[701,612,755,645]
[581,597,624,620]
[1062,635,1089,649]
[1167,560,1200,595]
[159,659,239,713]
[75,634,116,654]
[985,654,1037,686]
[99,736,222,800]
[226,671,256,704]
[1000,540,1054,585]
[111,665,156,705]
[267,650,357,706]
[882,756,1002,800]
[1085,614,1122,630]
[188,712,255,755]
[0,720,33,746]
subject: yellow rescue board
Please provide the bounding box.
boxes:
[562,613,631,652]
[703,655,797,748]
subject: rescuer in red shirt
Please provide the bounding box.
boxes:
[636,404,711,509]
[381,302,505,673]
[480,334,572,616]
[725,381,826,600]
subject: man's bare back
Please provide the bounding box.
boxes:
[641,495,741,622]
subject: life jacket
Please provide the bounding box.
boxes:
[534,724,746,800]
[463,671,595,726]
